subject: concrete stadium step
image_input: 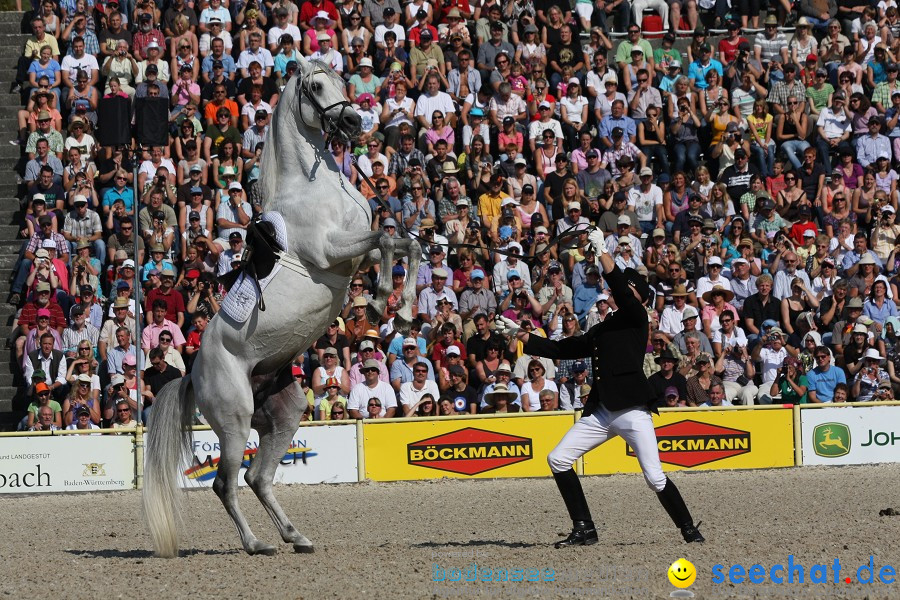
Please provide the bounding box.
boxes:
[0,12,25,23]
[0,33,29,49]
[0,144,21,154]
[0,224,21,238]
[0,21,23,35]
[0,67,61,422]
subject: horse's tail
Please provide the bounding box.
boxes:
[143,374,195,558]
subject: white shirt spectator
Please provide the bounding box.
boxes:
[216,199,251,241]
[659,304,699,336]
[758,345,787,383]
[237,47,275,71]
[695,275,732,300]
[374,23,406,45]
[399,379,440,409]
[347,380,398,417]
[414,91,455,127]
[772,268,811,300]
[712,326,748,350]
[61,53,99,81]
[139,158,176,180]
[528,118,563,142]
[199,31,234,54]
[268,24,302,47]
[628,184,663,223]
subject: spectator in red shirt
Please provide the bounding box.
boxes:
[184,312,208,370]
[431,321,467,370]
[298,0,339,32]
[145,268,186,328]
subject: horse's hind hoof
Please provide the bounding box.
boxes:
[293,543,315,554]
[247,543,278,556]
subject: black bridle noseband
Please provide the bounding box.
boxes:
[296,66,357,144]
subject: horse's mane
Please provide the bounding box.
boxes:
[258,60,343,211]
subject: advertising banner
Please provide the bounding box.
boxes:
[363,414,573,481]
[0,435,134,493]
[801,405,900,466]
[583,408,795,475]
[178,424,358,488]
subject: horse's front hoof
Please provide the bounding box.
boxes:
[293,543,315,554]
[247,542,278,556]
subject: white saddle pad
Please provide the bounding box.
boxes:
[220,212,288,323]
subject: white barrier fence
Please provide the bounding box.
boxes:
[177,424,359,488]
[800,405,900,466]
[3,404,900,494]
[0,434,134,493]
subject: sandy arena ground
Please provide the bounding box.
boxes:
[1,464,898,600]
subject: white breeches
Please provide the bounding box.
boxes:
[547,405,667,491]
[633,0,670,29]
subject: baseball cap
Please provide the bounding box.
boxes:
[391,264,406,277]
[402,337,418,348]
[665,386,679,398]
[470,269,485,280]
[446,346,461,357]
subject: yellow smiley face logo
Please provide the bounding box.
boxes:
[668,558,697,588]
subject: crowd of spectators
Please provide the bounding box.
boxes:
[9,0,900,430]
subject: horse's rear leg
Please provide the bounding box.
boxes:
[395,239,421,327]
[246,373,314,553]
[213,424,276,556]
[367,234,395,322]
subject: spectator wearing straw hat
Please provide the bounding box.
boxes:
[852,348,890,401]
[481,383,521,414]
[345,296,374,350]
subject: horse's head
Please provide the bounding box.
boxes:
[290,56,361,142]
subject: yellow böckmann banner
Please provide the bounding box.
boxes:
[363,413,573,481]
[583,407,795,475]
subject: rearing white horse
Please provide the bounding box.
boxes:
[143,56,420,557]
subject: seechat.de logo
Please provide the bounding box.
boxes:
[627,420,751,467]
[813,423,851,458]
[407,427,533,475]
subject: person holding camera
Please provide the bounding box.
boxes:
[751,326,789,403]
[768,356,808,404]
[852,348,890,401]
[871,205,900,262]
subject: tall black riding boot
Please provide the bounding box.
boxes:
[656,478,705,543]
[552,469,598,548]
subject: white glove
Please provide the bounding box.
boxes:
[587,228,607,255]
[494,315,521,337]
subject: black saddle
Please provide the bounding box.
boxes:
[218,218,286,310]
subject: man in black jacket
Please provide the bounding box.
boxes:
[496,228,704,547]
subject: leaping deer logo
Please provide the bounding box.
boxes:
[814,423,852,457]
[817,427,849,453]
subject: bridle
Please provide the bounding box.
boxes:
[296,65,356,144]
